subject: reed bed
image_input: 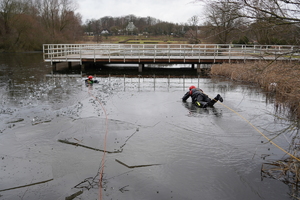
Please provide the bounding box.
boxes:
[261,157,300,198]
[211,61,300,120]
[212,61,300,198]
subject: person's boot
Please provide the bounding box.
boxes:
[216,94,223,102]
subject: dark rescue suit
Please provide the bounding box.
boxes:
[85,76,98,87]
[182,88,223,108]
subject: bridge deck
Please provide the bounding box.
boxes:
[46,55,278,64]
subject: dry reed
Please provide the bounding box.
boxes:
[211,61,300,119]
[212,61,300,198]
[262,157,300,199]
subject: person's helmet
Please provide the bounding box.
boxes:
[88,75,93,79]
[189,85,196,90]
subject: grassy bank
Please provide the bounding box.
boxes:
[80,35,188,44]
[211,61,300,119]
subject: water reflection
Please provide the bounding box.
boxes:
[0,53,51,84]
[182,101,223,117]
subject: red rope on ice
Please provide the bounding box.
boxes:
[87,86,109,200]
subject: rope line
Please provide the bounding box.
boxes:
[216,101,300,162]
[87,86,109,200]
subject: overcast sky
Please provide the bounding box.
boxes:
[77,0,205,24]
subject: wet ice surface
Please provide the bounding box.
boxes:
[0,75,292,200]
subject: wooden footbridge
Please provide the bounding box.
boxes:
[43,44,299,71]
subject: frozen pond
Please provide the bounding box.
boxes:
[0,53,295,199]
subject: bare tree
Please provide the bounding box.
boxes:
[197,0,300,23]
[0,0,35,50]
[203,0,245,43]
[186,15,200,43]
[0,0,15,35]
[230,0,300,44]
[0,0,82,51]
[92,19,102,43]
[36,0,81,41]
[196,0,300,44]
[232,0,300,24]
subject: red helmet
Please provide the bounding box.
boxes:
[189,85,196,90]
[88,75,93,79]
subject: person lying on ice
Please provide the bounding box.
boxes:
[182,85,223,108]
[85,75,98,86]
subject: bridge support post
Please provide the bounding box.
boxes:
[191,64,195,69]
[138,64,144,72]
[52,63,56,72]
[197,64,201,73]
[81,63,85,72]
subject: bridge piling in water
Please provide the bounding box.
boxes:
[138,64,144,72]
[52,63,56,72]
[81,63,85,72]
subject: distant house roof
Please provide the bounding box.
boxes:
[126,22,137,32]
[101,29,109,34]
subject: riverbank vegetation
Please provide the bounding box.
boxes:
[211,61,300,198]
[80,35,188,44]
[0,0,82,51]
[211,61,300,120]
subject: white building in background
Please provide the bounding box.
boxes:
[126,22,137,34]
[101,29,109,35]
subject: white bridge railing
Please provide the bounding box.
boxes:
[43,44,300,64]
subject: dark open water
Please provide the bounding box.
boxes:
[0,53,295,200]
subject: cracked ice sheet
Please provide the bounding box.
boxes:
[0,155,53,191]
[53,116,139,153]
